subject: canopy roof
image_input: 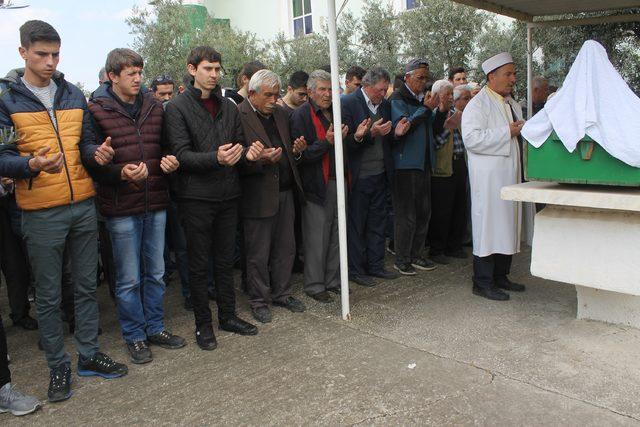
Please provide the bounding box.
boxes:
[450,0,640,23]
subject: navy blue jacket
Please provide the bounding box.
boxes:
[341,88,394,189]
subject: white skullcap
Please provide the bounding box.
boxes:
[481,52,514,75]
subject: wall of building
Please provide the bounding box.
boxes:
[200,0,409,42]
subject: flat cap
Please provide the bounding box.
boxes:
[405,58,429,74]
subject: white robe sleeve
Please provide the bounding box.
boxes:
[462,95,512,157]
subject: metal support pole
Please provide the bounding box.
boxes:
[326,0,351,321]
[526,23,533,119]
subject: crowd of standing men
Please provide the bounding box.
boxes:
[0,19,544,416]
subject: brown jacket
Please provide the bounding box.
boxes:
[238,100,303,218]
[88,84,168,217]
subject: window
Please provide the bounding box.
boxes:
[292,0,312,37]
[406,0,419,9]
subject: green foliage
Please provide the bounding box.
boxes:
[357,1,402,75]
[397,0,488,77]
[127,0,192,87]
[127,0,640,95]
[127,0,266,88]
[529,15,640,92]
[74,81,91,99]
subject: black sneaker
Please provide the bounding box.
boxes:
[48,363,72,403]
[77,352,128,379]
[196,323,217,351]
[148,330,187,349]
[126,341,153,364]
[394,262,416,276]
[273,296,306,313]
[411,258,437,271]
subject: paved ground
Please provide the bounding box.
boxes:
[2,248,640,426]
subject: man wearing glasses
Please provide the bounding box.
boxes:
[389,59,447,276]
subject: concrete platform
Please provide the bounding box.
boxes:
[2,249,640,425]
[503,182,640,328]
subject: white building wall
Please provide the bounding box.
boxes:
[202,0,408,42]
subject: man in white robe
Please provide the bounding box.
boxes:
[461,52,530,301]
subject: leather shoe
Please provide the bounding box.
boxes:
[251,307,272,324]
[195,324,217,351]
[368,270,399,280]
[472,286,510,301]
[429,254,450,265]
[445,249,468,259]
[13,314,38,330]
[308,291,333,303]
[327,287,351,295]
[219,316,258,336]
[350,275,375,287]
[496,278,526,292]
[273,296,306,313]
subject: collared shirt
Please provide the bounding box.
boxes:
[435,108,465,155]
[247,98,269,118]
[361,88,379,115]
[404,83,424,102]
[310,99,332,126]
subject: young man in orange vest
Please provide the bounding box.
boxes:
[0,20,128,403]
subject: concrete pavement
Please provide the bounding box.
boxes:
[2,248,639,425]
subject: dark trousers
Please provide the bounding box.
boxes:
[429,157,468,255]
[294,190,305,260]
[60,245,75,325]
[0,314,9,388]
[165,198,190,294]
[348,173,387,276]
[473,254,512,289]
[302,181,340,295]
[243,190,295,309]
[22,198,99,369]
[0,198,30,321]
[97,220,116,299]
[392,169,431,264]
[180,199,238,327]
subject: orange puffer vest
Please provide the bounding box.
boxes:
[0,69,95,211]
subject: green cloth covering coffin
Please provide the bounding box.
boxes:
[525,132,640,186]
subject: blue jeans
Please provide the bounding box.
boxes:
[106,210,166,343]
